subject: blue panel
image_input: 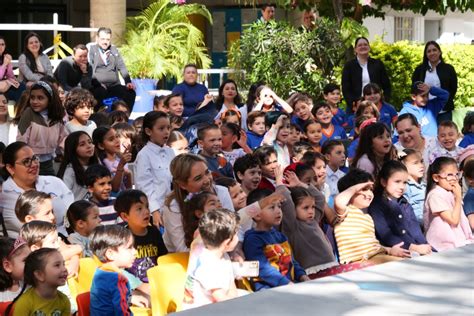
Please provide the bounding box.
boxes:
[211,52,228,88]
[225,8,242,32]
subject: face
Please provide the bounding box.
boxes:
[183,66,198,85]
[433,163,460,192]
[29,198,56,225]
[296,196,316,223]
[199,128,222,156]
[73,103,93,123]
[30,89,49,113]
[97,31,111,50]
[250,117,266,135]
[4,245,30,282]
[313,159,327,187]
[351,184,374,209]
[261,153,278,179]
[294,101,312,121]
[396,119,422,149]
[221,126,237,150]
[0,39,5,55]
[426,44,441,64]
[222,82,237,100]
[262,6,275,21]
[303,10,315,28]
[0,94,8,118]
[107,236,136,269]
[223,115,240,126]
[73,48,88,66]
[124,196,150,231]
[203,194,222,213]
[383,171,408,200]
[364,89,381,104]
[57,86,66,104]
[170,138,189,156]
[238,166,262,192]
[180,161,212,193]
[324,90,341,107]
[41,231,60,249]
[89,176,112,201]
[437,126,458,151]
[288,127,301,146]
[100,128,121,154]
[229,183,247,211]
[258,201,282,228]
[276,119,290,144]
[403,153,425,180]
[37,251,68,287]
[146,117,171,146]
[411,92,429,107]
[27,36,41,55]
[315,107,333,125]
[299,169,317,187]
[355,38,370,56]
[154,102,169,113]
[168,96,184,117]
[361,106,376,119]
[306,122,322,145]
[75,134,95,161]
[372,130,392,157]
[260,88,274,107]
[82,206,101,235]
[326,145,346,168]
[8,146,39,186]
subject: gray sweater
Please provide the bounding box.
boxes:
[18,53,53,83]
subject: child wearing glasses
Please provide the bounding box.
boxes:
[424,157,474,251]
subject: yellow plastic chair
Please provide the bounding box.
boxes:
[68,257,101,300]
[157,252,189,269]
[147,263,187,316]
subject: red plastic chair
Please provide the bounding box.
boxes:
[76,292,90,316]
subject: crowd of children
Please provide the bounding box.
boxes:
[0,57,473,315]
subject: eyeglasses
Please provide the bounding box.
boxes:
[15,155,40,168]
[437,172,462,181]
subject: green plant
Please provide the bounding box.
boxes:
[120,0,212,79]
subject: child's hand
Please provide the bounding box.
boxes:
[299,275,311,282]
[417,82,430,94]
[275,115,286,129]
[204,94,214,102]
[118,145,132,166]
[236,129,248,148]
[353,181,374,193]
[275,164,284,185]
[453,182,462,200]
[409,244,432,255]
[388,242,411,258]
[131,293,149,308]
[284,171,305,188]
[66,255,80,278]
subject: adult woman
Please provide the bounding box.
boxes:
[412,41,457,122]
[0,93,17,145]
[0,36,25,101]
[18,32,53,86]
[0,142,73,238]
[162,153,234,252]
[214,79,244,127]
[171,64,209,117]
[341,37,391,113]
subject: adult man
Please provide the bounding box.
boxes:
[88,27,136,111]
[260,4,275,22]
[301,9,317,31]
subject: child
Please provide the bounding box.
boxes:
[312,102,347,146]
[354,101,380,123]
[243,189,309,291]
[221,122,251,166]
[287,123,302,156]
[93,126,132,192]
[57,131,100,200]
[369,161,432,255]
[111,99,130,117]
[0,237,30,304]
[347,115,372,162]
[108,110,129,126]
[165,93,184,117]
[197,123,234,179]
[85,164,122,226]
[303,120,322,152]
[300,151,330,202]
[220,109,242,126]
[64,87,97,137]
[362,83,397,130]
[254,145,279,191]
[8,248,70,316]
[233,154,262,195]
[253,85,293,114]
[262,112,291,168]
[322,140,346,201]
[246,111,266,150]
[426,120,462,164]
[459,112,474,148]
[115,190,168,283]
[90,225,139,315]
[322,83,346,128]
[288,92,313,131]
[133,116,144,134]
[291,141,313,163]
[113,122,137,159]
[20,221,62,251]
[153,95,168,113]
[334,169,410,264]
[16,80,67,176]
[352,122,394,177]
[14,190,56,226]
[135,111,175,227]
[399,149,426,224]
[66,200,101,257]
[169,114,184,130]
[182,209,240,310]
[215,177,247,211]
[167,130,189,156]
[424,157,474,251]
[463,160,474,230]
[399,82,449,137]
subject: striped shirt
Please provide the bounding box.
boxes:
[334,205,384,264]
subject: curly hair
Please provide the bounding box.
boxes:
[64,87,97,116]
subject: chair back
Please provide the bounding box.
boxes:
[76,292,91,316]
[157,252,189,269]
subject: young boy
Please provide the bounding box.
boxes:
[115,189,168,283]
[165,93,184,117]
[322,140,347,200]
[254,145,279,191]
[246,111,266,150]
[85,164,122,226]
[233,154,262,195]
[153,95,168,113]
[182,209,240,310]
[312,102,347,146]
[197,123,234,178]
[90,225,138,315]
[323,83,346,128]
[334,169,410,265]
[214,177,248,211]
[20,220,61,251]
[243,189,309,291]
[399,82,449,137]
[64,88,97,137]
[292,141,313,163]
[289,93,313,131]
[427,120,462,163]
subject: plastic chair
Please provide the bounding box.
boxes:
[157,252,189,269]
[147,263,187,316]
[76,292,90,316]
[68,257,101,302]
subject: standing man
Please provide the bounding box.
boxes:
[88,27,136,111]
[260,4,275,22]
[301,9,317,31]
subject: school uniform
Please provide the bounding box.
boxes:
[320,124,347,146]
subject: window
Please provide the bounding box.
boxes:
[394,17,414,41]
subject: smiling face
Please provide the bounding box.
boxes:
[295,196,316,223]
[403,152,425,181]
[183,66,198,85]
[396,119,422,150]
[383,170,408,200]
[202,194,222,213]
[73,47,88,66]
[261,153,278,179]
[324,90,341,107]
[27,35,41,56]
[294,101,312,121]
[276,118,291,144]
[7,146,39,188]
[168,96,184,117]
[354,38,370,56]
[314,106,333,125]
[425,44,441,65]
[30,88,49,113]
[199,128,223,156]
[372,129,392,157]
[229,183,247,211]
[351,184,374,209]
[305,122,322,145]
[437,125,458,151]
[88,176,112,202]
[36,251,68,288]
[222,82,237,102]
[180,161,213,193]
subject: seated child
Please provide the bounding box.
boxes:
[399,149,426,224]
[0,237,30,305]
[362,83,397,130]
[246,111,266,150]
[167,130,190,156]
[334,169,411,265]
[253,85,293,113]
[182,209,240,310]
[243,189,309,290]
[64,87,97,137]
[66,200,102,257]
[115,190,168,283]
[291,141,313,163]
[108,110,129,126]
[322,140,346,201]
[459,112,474,148]
[170,114,184,130]
[85,164,122,226]
[312,102,347,146]
[322,83,346,128]
[262,111,291,168]
[426,120,462,164]
[347,115,372,162]
[214,177,247,211]
[254,145,279,191]
[463,160,474,230]
[111,99,130,117]
[233,154,262,195]
[300,151,330,202]
[288,92,314,131]
[288,123,302,154]
[303,120,322,152]
[221,123,251,166]
[153,95,168,113]
[165,93,184,117]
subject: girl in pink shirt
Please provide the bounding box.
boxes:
[424,157,474,251]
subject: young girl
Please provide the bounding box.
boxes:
[352,122,394,177]
[8,248,70,316]
[108,110,129,126]
[57,131,99,200]
[399,149,426,224]
[300,151,331,203]
[16,81,67,175]
[221,123,251,166]
[112,122,139,161]
[66,200,101,257]
[220,109,242,126]
[369,160,432,255]
[64,87,97,137]
[303,120,322,152]
[253,85,293,114]
[262,112,291,168]
[93,126,132,192]
[0,93,17,146]
[362,83,397,130]
[424,157,474,251]
[167,130,189,156]
[0,238,30,306]
[135,111,175,228]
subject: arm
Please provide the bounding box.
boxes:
[334,181,373,215]
[277,185,298,231]
[111,148,132,192]
[115,49,132,84]
[428,86,449,114]
[437,183,462,226]
[18,54,42,82]
[135,152,164,216]
[162,202,188,252]
[236,129,252,154]
[113,274,133,316]
[54,61,75,91]
[271,91,293,114]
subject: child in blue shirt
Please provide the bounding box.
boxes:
[462,160,474,230]
[459,112,474,148]
[312,102,347,146]
[362,83,397,130]
[399,149,426,224]
[246,111,266,150]
[197,124,234,178]
[288,92,314,131]
[323,83,347,128]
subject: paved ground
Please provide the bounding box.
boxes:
[177,244,474,316]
